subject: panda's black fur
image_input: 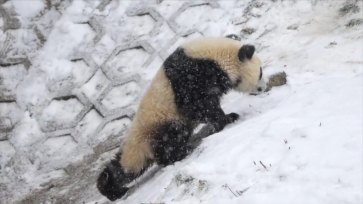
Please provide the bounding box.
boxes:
[164,47,239,132]
[97,36,264,201]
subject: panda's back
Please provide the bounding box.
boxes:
[139,67,180,124]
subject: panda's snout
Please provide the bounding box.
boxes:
[251,78,267,95]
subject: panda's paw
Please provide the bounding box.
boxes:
[226,113,240,123]
[97,152,133,201]
[97,165,130,201]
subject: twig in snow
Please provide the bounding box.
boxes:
[222,184,237,197]
[236,187,250,196]
[320,122,322,127]
[253,161,256,165]
[259,161,268,170]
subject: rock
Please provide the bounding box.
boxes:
[225,34,241,41]
[287,24,299,30]
[241,27,256,35]
[339,3,360,17]
[265,71,287,92]
[345,19,363,28]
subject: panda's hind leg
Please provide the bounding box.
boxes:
[152,121,193,166]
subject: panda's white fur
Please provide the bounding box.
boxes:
[97,36,265,201]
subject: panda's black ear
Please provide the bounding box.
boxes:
[238,44,255,61]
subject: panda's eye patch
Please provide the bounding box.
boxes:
[259,67,262,80]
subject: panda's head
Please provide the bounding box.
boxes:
[182,37,266,94]
[234,44,266,94]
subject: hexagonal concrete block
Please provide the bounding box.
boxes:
[72,109,103,144]
[37,92,92,133]
[0,140,16,168]
[148,21,175,53]
[101,80,141,111]
[34,8,62,42]
[175,3,223,33]
[96,0,112,11]
[0,5,21,31]
[0,63,28,101]
[92,115,132,154]
[88,17,106,44]
[102,41,156,81]
[99,11,156,44]
[34,135,83,171]
[168,1,220,34]
[125,14,156,38]
[46,56,99,95]
[126,7,164,36]
[88,108,134,150]
[0,102,22,139]
[87,109,141,156]
[90,34,118,66]
[39,98,84,132]
[159,31,203,59]
[69,22,98,53]
[93,75,140,117]
[81,69,111,102]
[0,29,41,59]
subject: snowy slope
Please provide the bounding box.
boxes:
[0,0,362,203]
[117,2,363,204]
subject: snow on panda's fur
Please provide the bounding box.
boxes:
[97,36,265,201]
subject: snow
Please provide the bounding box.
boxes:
[0,102,22,126]
[41,21,95,58]
[39,136,79,169]
[0,141,16,169]
[96,117,131,146]
[101,81,141,110]
[123,77,362,204]
[0,64,27,93]
[123,15,155,36]
[92,34,117,66]
[71,60,96,87]
[1,0,362,203]
[105,48,151,78]
[73,109,103,144]
[175,5,225,32]
[81,69,111,101]
[10,0,45,19]
[167,32,203,55]
[3,29,41,59]
[41,98,84,125]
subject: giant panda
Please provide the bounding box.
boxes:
[97,36,266,201]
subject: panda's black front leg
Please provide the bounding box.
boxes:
[207,108,239,133]
[225,112,240,124]
[196,99,239,133]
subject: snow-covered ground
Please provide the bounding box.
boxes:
[0,0,362,203]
